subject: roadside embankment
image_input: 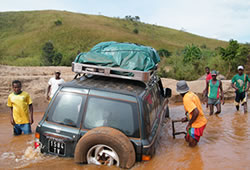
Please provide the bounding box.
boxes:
[0,65,249,113]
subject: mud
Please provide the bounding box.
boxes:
[0,101,249,169]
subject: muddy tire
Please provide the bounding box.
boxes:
[74,127,136,169]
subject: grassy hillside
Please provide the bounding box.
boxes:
[0,10,228,66]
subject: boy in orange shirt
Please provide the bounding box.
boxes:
[176,80,207,147]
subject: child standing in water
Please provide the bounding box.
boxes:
[7,80,33,135]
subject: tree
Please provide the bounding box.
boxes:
[133,28,139,34]
[183,44,202,63]
[54,20,62,26]
[219,39,248,75]
[135,16,140,22]
[124,15,141,22]
[42,41,62,66]
[53,52,63,66]
[157,48,171,58]
[42,42,55,65]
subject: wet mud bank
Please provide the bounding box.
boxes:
[0,65,249,113]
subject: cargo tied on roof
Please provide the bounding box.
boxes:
[74,41,160,71]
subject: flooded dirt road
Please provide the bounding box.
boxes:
[0,101,249,170]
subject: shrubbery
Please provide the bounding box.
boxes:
[41,41,62,66]
[54,20,62,26]
[158,39,249,80]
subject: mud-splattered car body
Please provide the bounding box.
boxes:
[35,72,171,168]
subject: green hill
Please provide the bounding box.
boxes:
[0,10,228,66]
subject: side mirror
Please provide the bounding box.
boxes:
[164,88,172,98]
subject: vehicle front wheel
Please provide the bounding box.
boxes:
[74,127,135,169]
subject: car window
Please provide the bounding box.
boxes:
[83,96,140,138]
[144,92,156,127]
[144,84,161,129]
[152,84,161,114]
[90,90,137,102]
[47,92,86,128]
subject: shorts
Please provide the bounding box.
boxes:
[208,98,220,105]
[14,123,32,136]
[235,91,247,106]
[186,124,206,142]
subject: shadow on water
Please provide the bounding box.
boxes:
[0,100,249,169]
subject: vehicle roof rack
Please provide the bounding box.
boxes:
[72,62,158,85]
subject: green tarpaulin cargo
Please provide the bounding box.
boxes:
[74,41,160,71]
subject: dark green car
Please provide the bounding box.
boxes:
[35,63,171,169]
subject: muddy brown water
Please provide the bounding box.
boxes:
[0,101,249,170]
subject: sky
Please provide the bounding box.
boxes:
[1,0,250,43]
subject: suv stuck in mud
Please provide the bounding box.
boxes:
[35,44,171,169]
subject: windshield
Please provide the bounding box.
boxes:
[47,92,86,127]
[83,95,139,138]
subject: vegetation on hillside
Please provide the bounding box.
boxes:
[0,10,228,68]
[1,10,248,80]
[158,39,250,80]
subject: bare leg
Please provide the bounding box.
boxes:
[236,105,239,111]
[189,136,197,147]
[185,134,189,142]
[215,103,221,114]
[244,102,247,113]
[209,104,214,115]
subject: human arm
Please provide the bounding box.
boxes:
[186,108,199,132]
[10,107,15,125]
[29,104,34,125]
[8,96,15,125]
[246,75,250,92]
[231,76,239,91]
[203,81,209,96]
[202,81,209,103]
[181,112,189,122]
[181,117,188,122]
[47,85,51,100]
[219,80,225,105]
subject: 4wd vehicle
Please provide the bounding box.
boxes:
[35,43,171,169]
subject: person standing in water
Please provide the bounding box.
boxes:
[205,67,212,82]
[47,71,65,101]
[203,67,212,108]
[204,70,224,115]
[231,66,250,113]
[176,80,207,147]
[7,80,33,135]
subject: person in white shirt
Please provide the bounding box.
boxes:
[47,71,65,101]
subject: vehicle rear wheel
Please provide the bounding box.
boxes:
[74,127,135,169]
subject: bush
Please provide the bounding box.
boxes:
[157,48,171,58]
[183,44,202,63]
[219,39,249,76]
[41,41,62,66]
[158,46,229,80]
[54,20,62,26]
[133,28,139,34]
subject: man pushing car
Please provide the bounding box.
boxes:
[176,80,207,147]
